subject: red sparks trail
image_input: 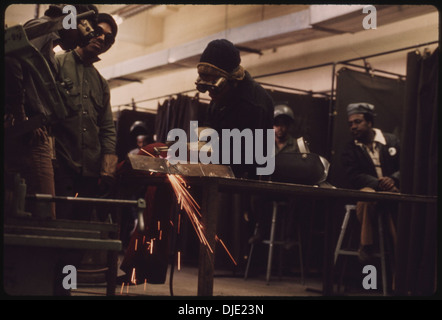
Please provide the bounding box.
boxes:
[167,173,212,253]
[137,149,236,264]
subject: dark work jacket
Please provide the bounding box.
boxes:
[53,50,116,177]
[205,71,274,179]
[341,130,400,191]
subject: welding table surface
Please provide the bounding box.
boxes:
[119,174,436,296]
[190,176,436,296]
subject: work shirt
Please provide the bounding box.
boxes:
[275,135,300,155]
[53,50,116,177]
[341,128,400,191]
[354,128,385,178]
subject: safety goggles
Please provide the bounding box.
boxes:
[195,77,227,94]
[95,26,115,46]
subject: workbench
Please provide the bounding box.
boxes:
[3,217,122,296]
[190,176,437,296]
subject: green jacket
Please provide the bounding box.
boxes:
[54,50,116,177]
[275,135,300,155]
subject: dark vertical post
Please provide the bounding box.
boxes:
[197,179,220,296]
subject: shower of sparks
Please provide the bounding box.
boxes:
[177,251,181,270]
[137,151,235,265]
[144,279,147,291]
[134,239,138,251]
[167,173,212,253]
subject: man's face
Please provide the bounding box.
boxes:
[348,113,371,141]
[83,22,114,57]
[273,116,291,141]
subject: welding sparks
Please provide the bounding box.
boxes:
[139,148,156,158]
[167,173,212,253]
[216,235,237,266]
[134,239,138,251]
[131,268,137,285]
[120,282,124,295]
[138,150,235,265]
[178,251,181,271]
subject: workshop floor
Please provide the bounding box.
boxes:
[70,253,387,298]
[71,254,323,298]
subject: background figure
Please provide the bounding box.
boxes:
[341,102,400,262]
[53,13,118,221]
[128,120,154,154]
[4,5,98,219]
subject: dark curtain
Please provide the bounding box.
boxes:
[154,94,208,143]
[395,48,438,296]
[266,89,331,158]
[329,68,406,188]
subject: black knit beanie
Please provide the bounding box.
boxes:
[199,39,241,73]
[97,13,118,38]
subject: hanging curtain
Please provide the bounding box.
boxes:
[329,67,406,188]
[154,94,208,143]
[395,47,438,296]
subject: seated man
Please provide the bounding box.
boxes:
[341,102,400,262]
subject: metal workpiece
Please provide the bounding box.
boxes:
[127,153,235,178]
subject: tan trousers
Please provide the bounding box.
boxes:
[356,187,397,248]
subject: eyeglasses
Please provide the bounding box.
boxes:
[95,26,115,46]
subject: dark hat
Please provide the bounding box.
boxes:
[199,39,241,73]
[97,13,118,38]
[346,103,375,116]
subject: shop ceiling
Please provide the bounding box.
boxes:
[97,5,436,88]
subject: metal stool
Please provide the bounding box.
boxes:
[334,204,389,296]
[244,201,304,285]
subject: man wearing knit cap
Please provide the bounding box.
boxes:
[341,102,400,263]
[196,39,274,179]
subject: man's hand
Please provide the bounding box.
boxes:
[378,176,399,192]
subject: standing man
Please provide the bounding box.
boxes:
[53,13,119,220]
[4,5,98,219]
[196,39,274,179]
[341,103,400,262]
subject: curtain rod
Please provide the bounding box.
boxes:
[113,40,437,109]
[254,40,439,80]
[113,82,330,109]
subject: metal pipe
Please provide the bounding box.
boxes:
[254,40,439,80]
[26,194,146,232]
